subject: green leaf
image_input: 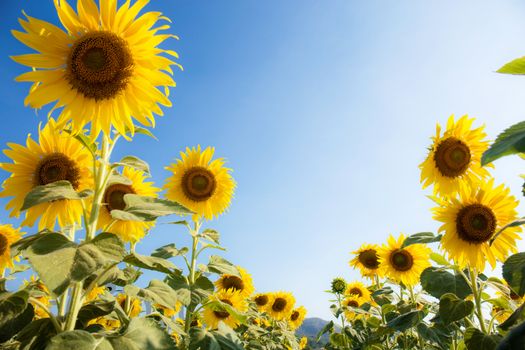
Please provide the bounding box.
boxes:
[21,181,92,211]
[430,252,451,266]
[189,324,244,350]
[490,218,525,246]
[99,317,176,350]
[0,290,30,327]
[481,121,525,165]
[420,267,472,299]
[498,320,525,350]
[21,233,125,296]
[0,304,34,343]
[387,310,425,332]
[200,229,220,244]
[503,253,525,297]
[124,253,178,274]
[464,328,502,350]
[499,303,525,331]
[113,156,150,175]
[439,293,474,325]
[134,127,158,141]
[316,320,334,342]
[164,273,192,306]
[207,256,239,276]
[151,244,189,259]
[497,56,525,75]
[76,301,115,329]
[15,318,56,350]
[47,330,97,350]
[401,232,442,248]
[125,280,182,309]
[64,129,98,157]
[111,194,193,222]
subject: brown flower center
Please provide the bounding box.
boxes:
[346,300,359,308]
[66,31,133,100]
[104,183,136,212]
[35,153,81,189]
[358,249,380,269]
[254,295,269,306]
[348,287,363,297]
[272,297,287,312]
[456,204,496,243]
[213,299,233,319]
[181,167,217,202]
[0,234,8,255]
[390,249,414,272]
[433,137,471,178]
[291,311,300,321]
[220,275,244,292]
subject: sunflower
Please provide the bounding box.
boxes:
[299,337,308,350]
[253,293,270,312]
[288,306,307,330]
[116,294,142,318]
[215,267,254,298]
[97,166,160,242]
[378,234,431,287]
[349,243,383,278]
[155,301,182,318]
[11,0,180,137]
[342,295,364,320]
[266,292,295,321]
[24,276,51,319]
[202,289,247,329]
[0,224,23,272]
[433,179,521,271]
[85,285,107,302]
[345,281,371,302]
[0,119,93,230]
[164,146,235,220]
[420,115,491,196]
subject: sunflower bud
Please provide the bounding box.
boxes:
[331,277,347,294]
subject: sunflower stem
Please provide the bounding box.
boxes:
[29,297,62,332]
[183,220,201,337]
[336,293,349,348]
[469,268,488,333]
[64,281,83,331]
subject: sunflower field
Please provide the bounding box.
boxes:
[1,1,525,350]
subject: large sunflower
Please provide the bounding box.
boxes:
[0,119,93,230]
[349,243,383,278]
[215,267,254,298]
[433,179,521,271]
[378,234,431,287]
[202,289,247,329]
[420,115,491,196]
[0,224,23,272]
[345,281,371,303]
[164,146,235,220]
[12,0,179,137]
[288,306,307,330]
[266,292,295,321]
[97,166,160,242]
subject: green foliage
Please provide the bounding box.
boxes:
[497,56,525,75]
[152,243,189,259]
[189,324,244,350]
[110,194,193,221]
[401,232,442,248]
[502,253,525,297]
[386,310,425,332]
[21,181,92,211]
[481,121,525,165]
[207,256,239,276]
[420,267,472,299]
[439,293,474,325]
[464,328,502,350]
[113,155,151,175]
[125,279,184,309]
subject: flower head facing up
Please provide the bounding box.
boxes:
[345,281,371,303]
[97,166,160,243]
[433,179,521,271]
[215,267,254,298]
[203,289,247,329]
[12,0,181,136]
[266,292,295,321]
[0,119,93,230]
[253,293,270,311]
[350,243,383,279]
[288,306,307,330]
[378,234,431,287]
[164,146,235,220]
[420,115,491,196]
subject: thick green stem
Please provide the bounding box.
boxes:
[183,221,201,335]
[30,297,62,332]
[469,268,488,333]
[64,282,83,331]
[337,293,349,348]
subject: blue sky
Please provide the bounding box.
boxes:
[1,0,525,319]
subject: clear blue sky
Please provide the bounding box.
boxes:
[1,0,525,319]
